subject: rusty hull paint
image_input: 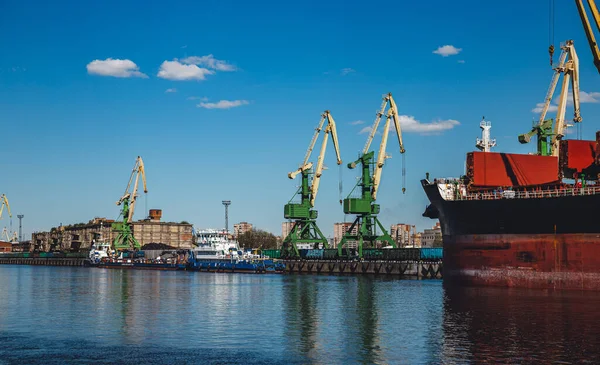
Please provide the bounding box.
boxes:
[444,234,600,290]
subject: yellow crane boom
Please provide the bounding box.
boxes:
[575,0,600,74]
[287,110,342,207]
[0,194,11,220]
[372,94,405,200]
[551,40,582,157]
[538,49,569,128]
[310,111,342,207]
[350,92,405,200]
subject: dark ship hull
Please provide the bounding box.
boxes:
[422,180,600,290]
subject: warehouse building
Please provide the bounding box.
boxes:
[31,210,194,252]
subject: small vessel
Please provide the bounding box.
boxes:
[87,240,186,270]
[187,228,282,273]
[87,241,113,264]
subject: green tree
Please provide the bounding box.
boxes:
[237,229,278,249]
[433,233,443,248]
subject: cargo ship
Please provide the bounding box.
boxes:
[422,119,600,290]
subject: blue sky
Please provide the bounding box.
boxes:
[1,0,600,239]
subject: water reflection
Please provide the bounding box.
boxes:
[281,276,406,364]
[341,277,381,364]
[282,275,319,362]
[1,266,600,364]
[442,283,600,364]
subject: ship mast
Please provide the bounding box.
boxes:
[475,117,496,152]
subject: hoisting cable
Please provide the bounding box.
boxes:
[402,153,406,194]
[338,163,343,205]
[549,0,555,66]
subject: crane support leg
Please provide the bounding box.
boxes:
[281,220,329,258]
[337,213,396,258]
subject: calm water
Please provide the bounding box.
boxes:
[0,266,599,364]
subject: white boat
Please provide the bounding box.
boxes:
[193,228,259,260]
[195,229,239,252]
[88,240,113,263]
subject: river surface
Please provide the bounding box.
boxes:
[0,266,598,364]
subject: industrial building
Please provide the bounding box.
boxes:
[31,210,194,252]
[0,241,12,252]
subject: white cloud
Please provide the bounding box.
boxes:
[181,54,237,71]
[457,60,465,64]
[399,115,460,134]
[433,45,462,57]
[197,99,249,109]
[350,120,365,125]
[358,115,459,135]
[86,58,147,78]
[341,68,355,75]
[532,103,559,113]
[580,91,600,103]
[157,60,214,81]
[359,126,373,134]
[165,88,177,93]
[567,90,600,104]
[181,45,187,49]
[187,96,208,101]
[532,90,600,113]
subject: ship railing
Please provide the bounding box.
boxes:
[444,185,600,201]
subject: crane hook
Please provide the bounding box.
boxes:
[549,44,555,66]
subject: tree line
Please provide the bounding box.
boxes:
[237,229,278,249]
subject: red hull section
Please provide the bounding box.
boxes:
[445,234,600,290]
[466,152,559,187]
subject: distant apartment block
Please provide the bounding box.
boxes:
[413,232,422,247]
[334,222,359,249]
[390,223,418,247]
[281,221,295,239]
[233,222,253,237]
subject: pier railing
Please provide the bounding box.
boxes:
[441,185,600,201]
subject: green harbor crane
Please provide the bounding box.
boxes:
[338,93,405,258]
[519,40,581,157]
[281,110,342,258]
[112,156,147,252]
